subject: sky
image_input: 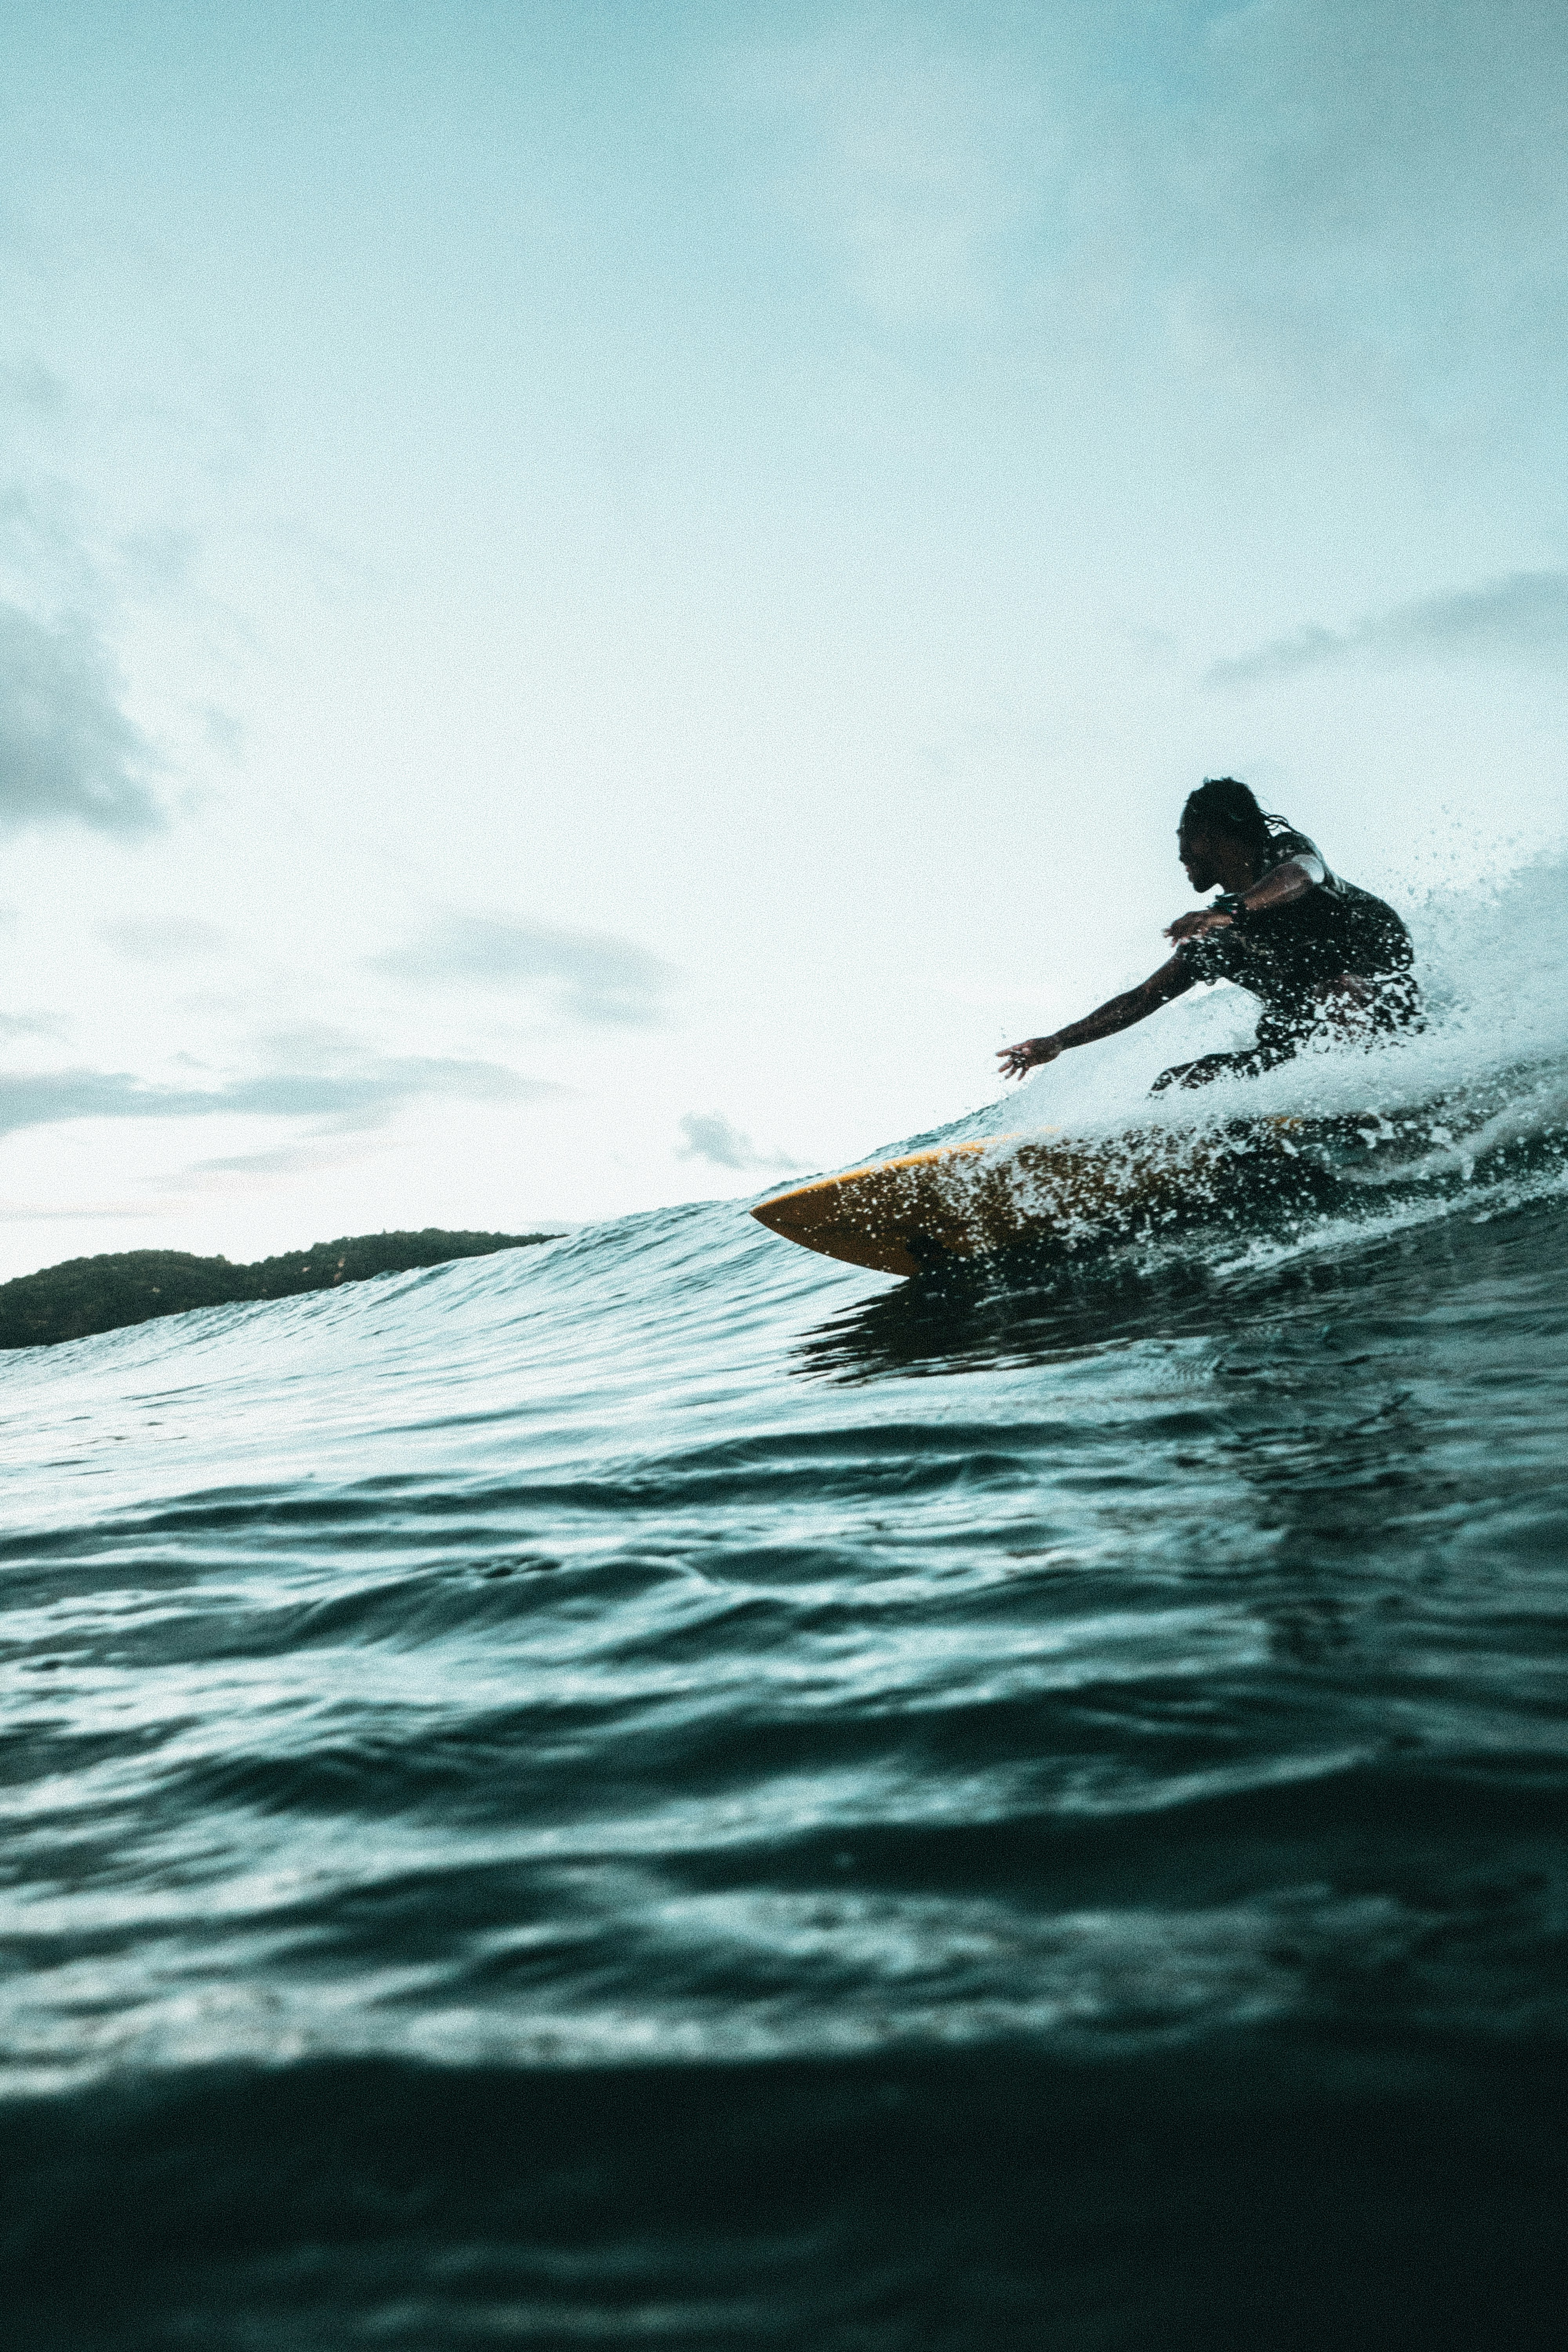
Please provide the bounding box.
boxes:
[1,0,1565,1276]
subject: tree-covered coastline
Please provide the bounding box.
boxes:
[0,1229,559,1350]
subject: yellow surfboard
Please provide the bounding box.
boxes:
[751,1121,1316,1278]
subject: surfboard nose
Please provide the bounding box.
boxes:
[748,1167,927,1277]
[750,1189,801,1235]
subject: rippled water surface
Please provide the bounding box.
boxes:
[6,1054,1568,2345]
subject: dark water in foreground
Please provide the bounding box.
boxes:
[4,1139,1568,2347]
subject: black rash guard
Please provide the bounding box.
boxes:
[1151,827,1419,1091]
[1176,827,1418,1041]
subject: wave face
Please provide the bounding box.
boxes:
[6,870,1568,2349]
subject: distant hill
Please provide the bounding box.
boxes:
[0,1228,559,1350]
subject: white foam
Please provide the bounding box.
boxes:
[980,841,1568,1148]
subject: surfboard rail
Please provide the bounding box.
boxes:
[750,1120,1323,1278]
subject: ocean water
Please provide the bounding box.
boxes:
[5,863,1568,2350]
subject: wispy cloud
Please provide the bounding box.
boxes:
[1207,571,1568,690]
[1200,0,1568,254]
[99,916,227,962]
[0,1054,562,1142]
[114,526,199,595]
[373,915,678,1027]
[733,32,1049,325]
[677,1111,801,1174]
[0,361,67,417]
[186,1138,384,1179]
[0,601,163,832]
[0,485,105,614]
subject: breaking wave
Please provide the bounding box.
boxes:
[4,848,1566,2349]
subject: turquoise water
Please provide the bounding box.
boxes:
[5,867,1568,2347]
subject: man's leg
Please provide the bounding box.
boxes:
[1151,1039,1298,1093]
[1151,1050,1253,1092]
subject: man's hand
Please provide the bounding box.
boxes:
[997,1035,1062,1082]
[1164,907,1236,942]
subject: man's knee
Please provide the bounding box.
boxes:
[1153,1045,1292,1093]
[1152,1054,1226,1092]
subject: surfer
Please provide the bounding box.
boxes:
[998,778,1419,1091]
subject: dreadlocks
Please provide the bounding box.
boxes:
[1178,777,1287,866]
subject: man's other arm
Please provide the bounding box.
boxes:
[998,954,1197,1080]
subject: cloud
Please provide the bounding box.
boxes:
[114,526,198,589]
[1207,571,1568,690]
[1143,0,1568,435]
[0,1054,563,1142]
[99,916,227,962]
[0,1195,172,1224]
[201,704,247,761]
[0,362,67,417]
[0,488,105,618]
[734,31,1050,325]
[1198,0,1568,252]
[0,601,163,833]
[221,1058,556,1124]
[373,915,678,1026]
[726,0,1568,456]
[186,1138,383,1178]
[677,1111,801,1173]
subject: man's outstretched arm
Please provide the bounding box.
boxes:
[998,954,1196,1081]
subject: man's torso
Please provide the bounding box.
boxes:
[1179,828,1416,1029]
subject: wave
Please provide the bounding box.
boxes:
[5,842,1567,2349]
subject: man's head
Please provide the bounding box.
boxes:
[1178,776,1271,889]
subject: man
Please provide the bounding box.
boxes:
[998,778,1419,1092]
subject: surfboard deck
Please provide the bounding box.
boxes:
[750,1120,1323,1278]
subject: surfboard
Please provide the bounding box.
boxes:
[750,1120,1323,1278]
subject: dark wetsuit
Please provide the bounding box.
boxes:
[1153,828,1419,1092]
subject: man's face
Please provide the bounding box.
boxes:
[1180,828,1220,892]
